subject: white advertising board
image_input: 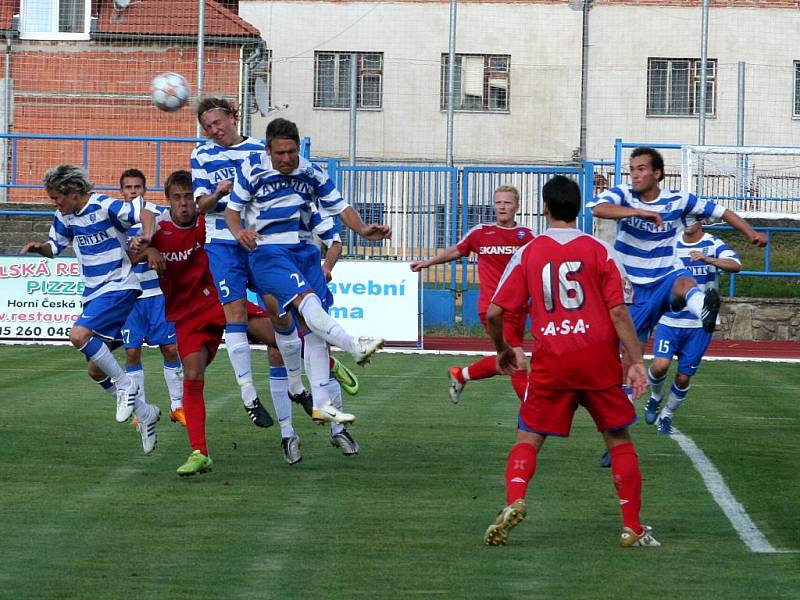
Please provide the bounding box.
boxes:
[0,256,421,345]
[325,260,420,344]
[0,256,82,341]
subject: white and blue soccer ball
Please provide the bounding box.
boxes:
[150,72,191,112]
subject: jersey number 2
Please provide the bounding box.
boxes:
[541,261,585,312]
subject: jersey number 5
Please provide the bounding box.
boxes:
[541,261,585,312]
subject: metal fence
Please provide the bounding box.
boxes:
[1,133,796,301]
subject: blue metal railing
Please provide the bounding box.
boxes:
[1,132,205,192]
[705,225,800,296]
[2,133,797,300]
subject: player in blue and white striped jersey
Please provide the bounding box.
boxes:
[20,164,161,454]
[644,219,741,434]
[118,169,184,428]
[191,96,282,429]
[225,118,391,426]
[588,147,764,347]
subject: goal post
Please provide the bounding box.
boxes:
[681,145,800,219]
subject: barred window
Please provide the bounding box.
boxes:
[441,54,510,112]
[314,52,383,110]
[647,58,716,117]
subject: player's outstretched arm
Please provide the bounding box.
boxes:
[720,209,767,247]
[609,304,647,399]
[409,244,462,272]
[592,203,664,228]
[337,205,391,241]
[20,241,54,258]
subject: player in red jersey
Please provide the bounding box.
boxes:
[134,170,294,475]
[410,185,533,403]
[482,175,660,548]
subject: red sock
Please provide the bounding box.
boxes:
[329,356,335,369]
[610,442,643,533]
[465,355,499,381]
[510,370,528,402]
[504,442,537,505]
[183,379,208,456]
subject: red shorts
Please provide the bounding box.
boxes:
[246,301,269,319]
[175,304,226,363]
[480,310,526,348]
[518,385,636,437]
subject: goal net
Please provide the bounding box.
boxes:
[681,145,800,220]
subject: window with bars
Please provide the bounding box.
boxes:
[647,58,716,117]
[314,52,383,110]
[440,54,510,113]
[20,0,91,40]
[794,61,800,118]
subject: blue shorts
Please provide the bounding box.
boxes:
[121,294,177,349]
[629,269,694,342]
[294,243,334,310]
[248,245,328,315]
[206,242,251,305]
[75,289,139,343]
[652,323,712,377]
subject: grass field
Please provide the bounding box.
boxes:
[1,346,798,600]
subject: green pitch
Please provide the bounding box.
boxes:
[1,346,798,599]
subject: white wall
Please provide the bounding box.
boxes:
[587,5,800,166]
[240,1,800,165]
[241,1,582,163]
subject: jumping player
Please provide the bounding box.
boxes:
[224,118,390,425]
[21,164,161,454]
[483,175,659,548]
[192,96,305,428]
[135,170,303,474]
[410,185,533,403]
[588,146,764,355]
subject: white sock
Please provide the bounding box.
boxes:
[273,325,305,396]
[126,365,146,404]
[303,332,331,410]
[462,367,471,381]
[80,338,123,380]
[298,294,357,353]
[648,367,667,402]
[329,378,345,435]
[269,366,295,438]
[685,287,704,320]
[163,360,184,410]
[663,382,690,417]
[224,324,257,406]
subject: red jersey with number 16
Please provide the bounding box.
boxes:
[150,213,220,323]
[456,223,534,315]
[492,228,631,390]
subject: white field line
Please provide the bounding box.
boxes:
[671,428,798,554]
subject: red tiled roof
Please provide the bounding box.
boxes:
[97,0,260,38]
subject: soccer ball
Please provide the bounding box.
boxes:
[150,72,191,112]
